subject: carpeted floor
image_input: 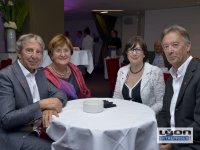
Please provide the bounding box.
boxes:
[84,68,112,98]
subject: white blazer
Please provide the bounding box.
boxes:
[113,62,165,114]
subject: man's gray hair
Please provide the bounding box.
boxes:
[16,33,45,53]
[161,25,191,44]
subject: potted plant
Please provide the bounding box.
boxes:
[0,0,29,32]
[0,0,28,52]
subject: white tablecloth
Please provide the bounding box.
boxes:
[47,98,159,150]
[71,50,94,74]
[39,50,52,68]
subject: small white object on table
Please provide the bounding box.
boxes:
[83,99,104,113]
[47,98,159,150]
[71,50,94,74]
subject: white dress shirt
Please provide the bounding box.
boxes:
[169,56,192,128]
[18,60,40,103]
[82,35,94,54]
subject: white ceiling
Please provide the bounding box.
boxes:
[64,0,200,20]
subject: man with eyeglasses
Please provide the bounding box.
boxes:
[0,34,67,150]
[157,25,200,150]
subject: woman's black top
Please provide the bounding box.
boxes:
[122,80,142,103]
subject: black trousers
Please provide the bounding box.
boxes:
[173,143,200,150]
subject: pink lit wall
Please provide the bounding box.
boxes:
[64,0,84,11]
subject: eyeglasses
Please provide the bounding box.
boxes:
[162,41,182,51]
[127,47,143,54]
[54,48,71,54]
[24,48,42,55]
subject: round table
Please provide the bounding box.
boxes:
[47,98,159,150]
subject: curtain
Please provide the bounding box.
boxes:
[92,12,117,68]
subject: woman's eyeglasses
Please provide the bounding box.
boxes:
[128,47,143,54]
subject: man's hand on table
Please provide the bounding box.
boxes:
[39,97,63,112]
[42,109,59,128]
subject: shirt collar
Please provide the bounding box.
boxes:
[169,56,193,78]
[17,59,37,77]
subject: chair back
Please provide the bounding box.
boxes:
[163,73,171,83]
[0,58,12,69]
[106,58,120,94]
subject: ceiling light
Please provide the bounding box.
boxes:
[100,11,108,14]
[92,10,124,12]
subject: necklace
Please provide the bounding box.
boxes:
[130,64,144,74]
[50,65,68,78]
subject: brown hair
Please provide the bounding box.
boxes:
[48,34,73,57]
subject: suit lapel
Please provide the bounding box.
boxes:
[12,62,33,104]
[165,77,174,109]
[176,59,196,106]
[35,70,46,99]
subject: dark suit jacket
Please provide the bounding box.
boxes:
[157,58,200,149]
[148,51,171,69]
[0,61,67,150]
